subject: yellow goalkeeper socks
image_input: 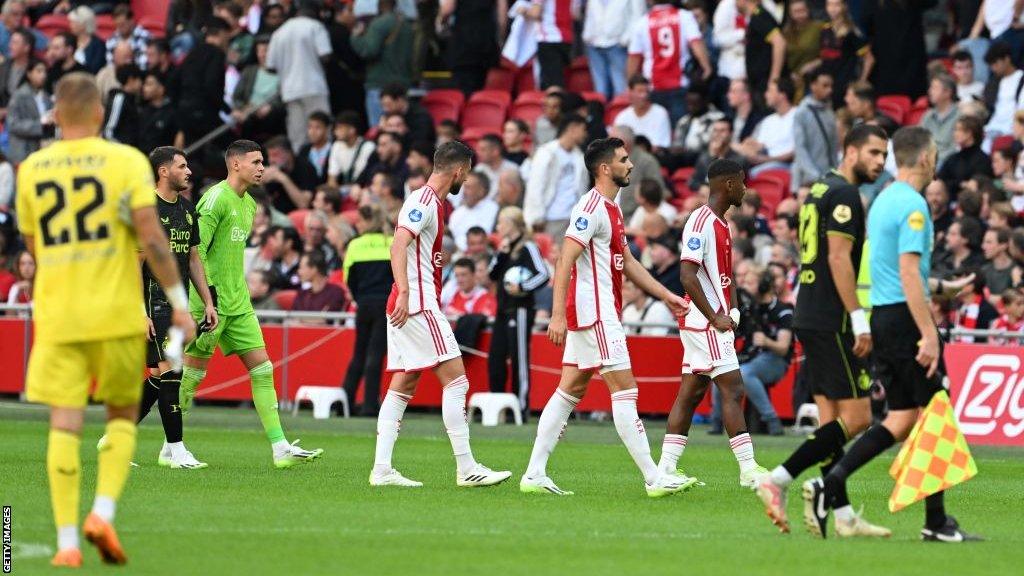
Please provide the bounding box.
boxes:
[47,429,81,547]
[94,419,137,522]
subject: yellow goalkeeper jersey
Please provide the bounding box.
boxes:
[16,137,155,344]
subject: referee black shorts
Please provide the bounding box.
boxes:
[870,303,944,411]
[145,301,172,368]
[795,327,871,400]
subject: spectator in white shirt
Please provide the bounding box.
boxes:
[983,42,1024,141]
[613,75,672,150]
[328,111,376,188]
[474,134,519,200]
[450,172,501,252]
[524,114,589,238]
[712,0,745,81]
[621,277,676,336]
[627,179,678,235]
[736,76,796,176]
[952,49,985,102]
[582,0,643,100]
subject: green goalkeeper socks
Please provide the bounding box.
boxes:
[180,366,206,414]
[250,361,285,444]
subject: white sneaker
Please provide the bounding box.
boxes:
[740,465,770,489]
[168,449,208,470]
[519,475,574,496]
[369,468,423,487]
[835,508,892,538]
[646,472,696,498]
[457,463,512,487]
[273,439,324,469]
[157,442,172,467]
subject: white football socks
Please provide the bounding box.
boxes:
[91,496,115,523]
[659,434,688,475]
[525,388,579,479]
[729,433,758,473]
[442,376,477,476]
[611,389,659,484]
[373,390,411,475]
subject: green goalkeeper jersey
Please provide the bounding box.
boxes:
[189,180,257,316]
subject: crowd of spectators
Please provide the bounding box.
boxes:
[1,0,1024,416]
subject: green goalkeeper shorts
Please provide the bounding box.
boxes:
[186,311,266,358]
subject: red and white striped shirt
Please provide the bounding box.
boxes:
[990,314,1024,346]
[446,287,497,318]
[388,185,445,315]
[678,204,732,331]
[533,0,577,44]
[565,189,627,330]
[627,4,703,91]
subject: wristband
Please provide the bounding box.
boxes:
[729,308,741,325]
[850,308,870,336]
[166,282,188,312]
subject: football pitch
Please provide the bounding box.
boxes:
[2,402,1021,575]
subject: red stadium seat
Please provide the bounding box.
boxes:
[514,62,536,94]
[139,16,166,39]
[484,67,515,92]
[510,91,545,125]
[992,135,1015,153]
[422,89,465,126]
[748,177,786,218]
[37,14,70,37]
[877,95,912,125]
[580,91,607,105]
[913,95,929,110]
[458,126,493,150]
[754,169,791,194]
[532,233,554,260]
[131,0,171,28]
[671,167,696,196]
[288,209,310,237]
[604,95,630,127]
[95,14,116,41]
[275,290,298,310]
[565,57,594,93]
[462,91,510,131]
[906,107,928,126]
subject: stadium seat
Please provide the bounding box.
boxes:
[131,0,171,29]
[564,57,594,93]
[580,91,607,105]
[748,176,786,218]
[671,167,696,196]
[95,14,116,41]
[604,95,630,127]
[274,289,298,310]
[754,169,791,193]
[293,386,350,419]
[36,14,70,37]
[532,233,554,260]
[139,16,167,39]
[913,95,929,110]
[288,209,310,236]
[906,107,928,126]
[514,61,536,94]
[462,91,510,131]
[993,135,1015,152]
[422,89,465,126]
[458,126,493,150]
[877,95,912,125]
[484,67,515,92]
[510,91,545,125]
[468,393,522,426]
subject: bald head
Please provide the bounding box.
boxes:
[112,41,133,66]
[54,72,103,130]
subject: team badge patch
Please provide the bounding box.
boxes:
[687,237,701,250]
[908,210,925,231]
[409,209,423,223]
[574,217,589,231]
[832,204,852,224]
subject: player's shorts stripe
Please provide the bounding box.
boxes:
[424,312,444,355]
[595,322,609,359]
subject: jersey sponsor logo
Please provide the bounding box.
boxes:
[613,254,624,270]
[230,226,247,242]
[433,252,443,267]
[409,209,423,223]
[574,216,589,231]
[687,236,701,250]
[908,210,926,231]
[720,273,732,288]
[832,204,852,224]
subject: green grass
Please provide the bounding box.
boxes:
[2,402,1022,576]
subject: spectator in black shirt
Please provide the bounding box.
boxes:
[177,19,229,159]
[359,130,409,187]
[262,135,320,213]
[380,83,436,146]
[102,64,142,147]
[933,217,986,279]
[737,0,787,100]
[647,234,685,297]
[268,225,303,290]
[938,115,993,198]
[145,39,178,102]
[45,32,86,93]
[297,110,332,184]
[137,70,181,153]
[926,179,954,244]
[502,119,531,165]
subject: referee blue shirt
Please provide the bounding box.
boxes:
[867,181,934,306]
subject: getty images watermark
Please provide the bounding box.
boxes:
[2,505,11,573]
